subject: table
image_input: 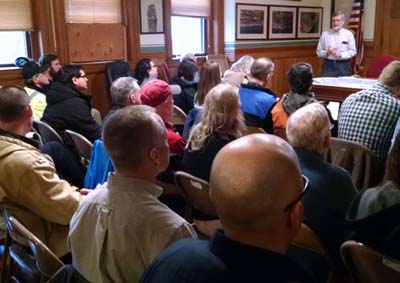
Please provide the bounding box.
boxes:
[312,77,377,102]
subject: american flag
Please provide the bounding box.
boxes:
[348,0,364,74]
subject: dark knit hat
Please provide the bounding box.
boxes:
[22,61,49,80]
[141,79,172,107]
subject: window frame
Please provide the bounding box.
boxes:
[0,31,32,68]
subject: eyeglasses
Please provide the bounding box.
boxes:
[283,175,309,212]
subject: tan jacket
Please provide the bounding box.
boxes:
[0,134,80,257]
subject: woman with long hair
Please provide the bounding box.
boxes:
[182,61,221,138]
[182,84,246,181]
[133,58,158,86]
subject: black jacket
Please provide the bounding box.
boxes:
[42,82,101,144]
[170,75,197,114]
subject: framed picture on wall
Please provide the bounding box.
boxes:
[139,0,164,34]
[236,3,268,40]
[297,7,323,39]
[268,6,297,39]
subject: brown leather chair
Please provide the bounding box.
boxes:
[341,240,400,283]
[206,54,230,74]
[325,137,385,190]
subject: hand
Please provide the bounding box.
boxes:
[79,188,92,196]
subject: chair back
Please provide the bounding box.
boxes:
[170,105,187,126]
[206,54,230,74]
[325,137,384,190]
[7,215,64,279]
[341,240,400,283]
[65,129,93,162]
[366,54,396,78]
[162,62,173,82]
[32,120,64,144]
[245,126,266,135]
[292,223,327,256]
[174,171,217,219]
[105,60,134,87]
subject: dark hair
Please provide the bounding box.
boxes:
[287,62,313,94]
[134,58,152,85]
[39,53,58,66]
[54,65,82,84]
[0,86,30,122]
[386,133,400,187]
[177,58,198,81]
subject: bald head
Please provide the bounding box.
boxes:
[210,134,303,232]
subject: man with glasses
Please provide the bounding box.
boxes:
[22,61,50,120]
[140,134,316,283]
[286,103,356,276]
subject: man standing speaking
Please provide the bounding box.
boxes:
[317,11,356,77]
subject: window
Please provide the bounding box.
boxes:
[170,0,210,58]
[0,31,28,65]
[171,16,206,57]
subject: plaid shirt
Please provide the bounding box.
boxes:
[338,83,400,159]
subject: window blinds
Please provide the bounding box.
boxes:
[0,0,33,31]
[171,0,211,18]
[64,0,122,23]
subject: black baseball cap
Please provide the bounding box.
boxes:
[22,61,49,80]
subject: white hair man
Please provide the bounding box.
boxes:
[287,102,356,274]
[69,105,197,283]
[103,76,141,124]
[316,11,356,76]
[239,57,277,133]
[140,134,316,283]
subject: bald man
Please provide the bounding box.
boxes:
[140,134,316,283]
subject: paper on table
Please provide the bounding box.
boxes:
[313,76,377,89]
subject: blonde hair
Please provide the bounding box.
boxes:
[189,84,246,150]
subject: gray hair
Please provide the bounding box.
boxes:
[110,77,140,106]
[379,61,400,88]
[286,103,330,151]
[250,58,275,80]
[333,11,345,21]
[230,55,254,75]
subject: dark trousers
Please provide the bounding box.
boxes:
[321,59,351,77]
[40,141,85,187]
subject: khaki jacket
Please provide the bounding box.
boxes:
[0,134,80,257]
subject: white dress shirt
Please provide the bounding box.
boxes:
[316,28,356,60]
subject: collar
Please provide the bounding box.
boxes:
[294,147,324,162]
[106,172,163,197]
[25,83,47,94]
[0,129,39,148]
[242,82,276,97]
[209,229,312,281]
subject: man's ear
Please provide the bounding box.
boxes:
[289,201,303,234]
[71,77,78,86]
[26,105,33,118]
[149,146,160,166]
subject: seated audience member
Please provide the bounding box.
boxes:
[272,63,317,139]
[140,134,316,283]
[134,58,158,86]
[338,61,400,161]
[39,53,62,81]
[42,65,101,144]
[21,61,50,120]
[141,79,186,155]
[182,84,245,181]
[347,133,400,259]
[103,76,141,124]
[222,55,254,88]
[170,58,199,114]
[0,86,82,259]
[69,105,197,283]
[286,103,356,272]
[239,57,277,133]
[183,61,222,139]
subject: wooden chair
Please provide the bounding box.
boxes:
[245,126,266,135]
[292,223,327,256]
[325,137,385,190]
[170,105,187,126]
[174,171,221,237]
[32,120,63,144]
[341,240,400,283]
[65,129,93,164]
[206,54,230,74]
